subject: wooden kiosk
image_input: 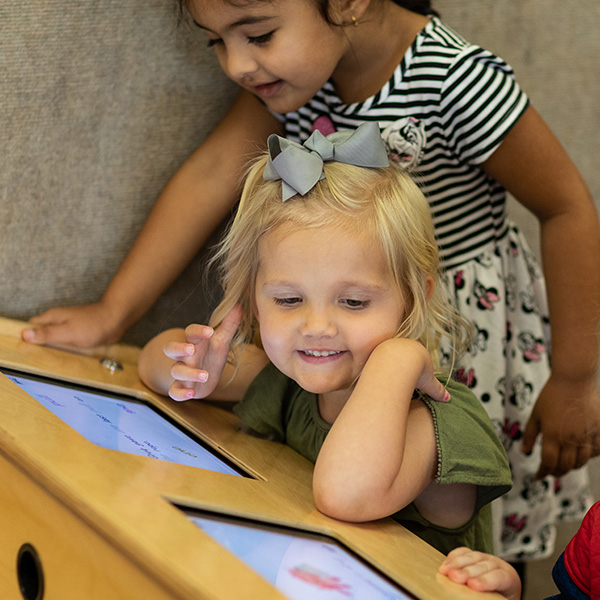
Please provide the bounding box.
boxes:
[0,318,500,600]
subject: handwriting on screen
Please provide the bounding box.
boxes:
[4,371,241,476]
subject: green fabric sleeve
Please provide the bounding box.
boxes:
[235,363,512,553]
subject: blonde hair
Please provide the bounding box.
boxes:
[210,155,471,371]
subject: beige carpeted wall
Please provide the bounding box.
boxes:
[1,1,599,346]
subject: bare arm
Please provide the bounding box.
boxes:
[24,91,282,348]
[483,105,600,477]
[312,339,454,522]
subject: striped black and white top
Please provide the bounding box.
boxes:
[281,17,529,270]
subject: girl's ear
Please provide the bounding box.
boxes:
[328,0,371,26]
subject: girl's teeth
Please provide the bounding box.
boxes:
[304,350,340,357]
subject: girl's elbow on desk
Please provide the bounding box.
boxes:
[312,473,404,523]
[313,487,379,523]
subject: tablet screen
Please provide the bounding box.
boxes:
[185,510,415,600]
[1,367,245,477]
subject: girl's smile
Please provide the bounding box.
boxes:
[299,349,345,359]
[254,222,406,411]
[251,79,285,100]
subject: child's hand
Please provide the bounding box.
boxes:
[22,302,125,349]
[439,547,521,600]
[522,373,600,479]
[165,304,242,401]
[375,338,451,403]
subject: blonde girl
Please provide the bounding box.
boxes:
[139,123,511,555]
[26,0,600,564]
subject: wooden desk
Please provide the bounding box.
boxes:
[0,318,499,600]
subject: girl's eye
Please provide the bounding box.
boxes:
[207,38,223,48]
[248,31,274,45]
[274,297,302,306]
[342,299,370,309]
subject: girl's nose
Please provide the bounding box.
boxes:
[225,47,259,80]
[300,308,337,338]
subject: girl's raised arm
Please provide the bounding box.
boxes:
[23,91,282,349]
[482,105,600,479]
[313,338,457,523]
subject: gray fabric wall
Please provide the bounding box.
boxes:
[2,1,599,346]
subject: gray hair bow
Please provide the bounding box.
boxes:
[263,121,389,201]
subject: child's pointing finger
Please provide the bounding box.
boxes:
[213,303,243,345]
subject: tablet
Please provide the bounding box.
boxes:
[183,508,416,600]
[1,367,245,477]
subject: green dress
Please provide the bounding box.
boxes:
[234,362,512,555]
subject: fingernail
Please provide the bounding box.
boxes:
[22,330,34,341]
[203,327,214,337]
[198,372,208,383]
[443,391,451,402]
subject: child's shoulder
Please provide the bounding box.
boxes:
[420,375,512,490]
[415,17,510,71]
[426,375,484,414]
[420,16,470,51]
[429,376,494,431]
